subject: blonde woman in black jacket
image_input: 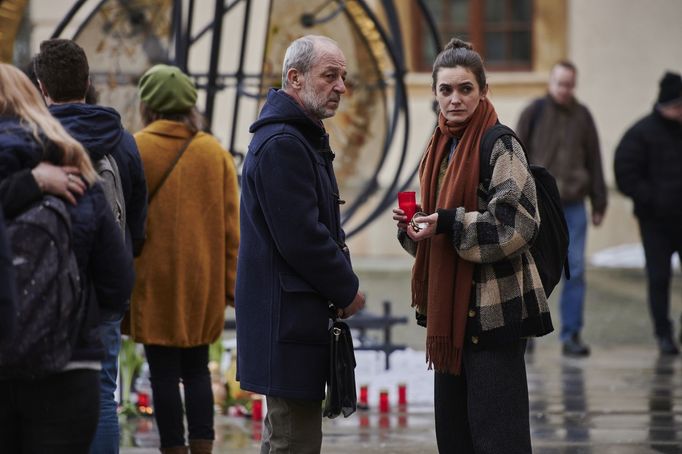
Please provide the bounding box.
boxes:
[0,63,133,453]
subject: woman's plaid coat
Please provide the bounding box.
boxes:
[400,134,554,348]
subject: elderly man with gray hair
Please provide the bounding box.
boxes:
[235,35,365,453]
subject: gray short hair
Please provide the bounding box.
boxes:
[281,35,338,89]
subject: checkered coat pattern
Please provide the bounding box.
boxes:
[400,135,553,346]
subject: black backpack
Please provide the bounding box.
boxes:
[0,196,85,378]
[479,124,570,298]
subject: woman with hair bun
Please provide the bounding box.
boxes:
[393,38,553,452]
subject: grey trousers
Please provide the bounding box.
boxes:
[434,339,531,454]
[260,396,322,454]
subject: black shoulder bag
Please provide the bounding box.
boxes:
[323,305,357,419]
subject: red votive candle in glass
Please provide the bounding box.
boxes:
[398,383,407,405]
[379,389,390,413]
[359,384,369,409]
[137,392,150,408]
[397,191,417,222]
[251,395,263,421]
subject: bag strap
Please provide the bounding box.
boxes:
[479,123,521,185]
[148,135,195,204]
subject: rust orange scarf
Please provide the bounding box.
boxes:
[413,98,498,374]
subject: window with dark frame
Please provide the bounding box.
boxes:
[414,0,533,72]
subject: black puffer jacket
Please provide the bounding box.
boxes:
[614,109,682,221]
[0,116,133,361]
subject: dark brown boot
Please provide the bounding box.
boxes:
[160,446,189,454]
[189,439,213,454]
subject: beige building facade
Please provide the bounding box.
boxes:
[8,0,682,261]
[357,0,682,259]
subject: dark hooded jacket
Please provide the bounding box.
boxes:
[235,89,359,401]
[0,116,133,362]
[49,103,148,256]
[614,108,682,221]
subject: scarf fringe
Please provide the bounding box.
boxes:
[411,278,428,312]
[425,336,462,375]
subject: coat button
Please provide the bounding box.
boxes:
[468,309,476,318]
[471,336,479,344]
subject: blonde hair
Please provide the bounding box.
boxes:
[0,63,97,185]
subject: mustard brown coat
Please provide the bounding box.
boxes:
[131,120,239,346]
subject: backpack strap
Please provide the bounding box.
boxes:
[479,123,521,186]
[96,154,126,240]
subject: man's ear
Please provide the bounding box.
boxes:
[286,68,302,89]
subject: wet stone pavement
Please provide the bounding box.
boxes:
[121,267,682,453]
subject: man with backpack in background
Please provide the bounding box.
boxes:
[33,38,148,453]
[614,71,682,356]
[517,60,608,357]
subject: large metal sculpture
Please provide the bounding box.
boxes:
[50,0,440,237]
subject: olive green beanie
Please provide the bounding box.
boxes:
[138,64,197,113]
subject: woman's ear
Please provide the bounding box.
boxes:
[481,84,489,99]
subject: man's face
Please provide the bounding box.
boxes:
[548,65,576,106]
[299,44,347,120]
[659,99,682,124]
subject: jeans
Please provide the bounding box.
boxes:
[559,201,588,341]
[639,220,682,339]
[144,344,214,448]
[260,396,322,454]
[434,340,530,454]
[90,313,123,454]
[0,369,100,453]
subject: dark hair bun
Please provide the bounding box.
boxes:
[444,38,473,52]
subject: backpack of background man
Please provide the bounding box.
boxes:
[96,154,126,240]
[0,196,85,378]
[479,124,570,298]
